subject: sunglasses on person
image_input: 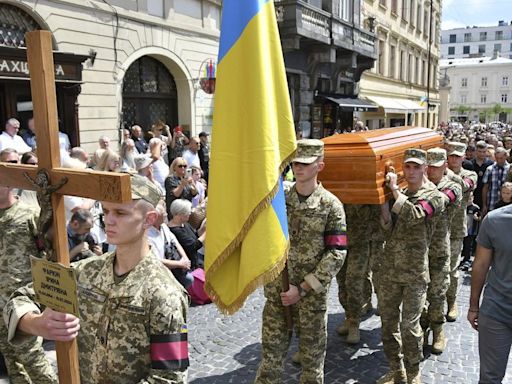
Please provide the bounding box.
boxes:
[177,164,187,168]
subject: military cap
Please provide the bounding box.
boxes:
[130,174,162,207]
[427,148,447,167]
[446,141,467,157]
[292,139,324,164]
[134,154,153,171]
[403,148,427,165]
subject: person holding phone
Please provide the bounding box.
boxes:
[164,157,198,217]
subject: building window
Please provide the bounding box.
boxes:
[401,0,408,21]
[464,33,472,42]
[400,50,406,81]
[463,46,470,54]
[495,30,503,40]
[378,40,386,75]
[494,43,502,53]
[481,94,487,104]
[415,57,420,84]
[338,0,350,22]
[449,34,456,43]
[423,59,427,85]
[503,76,509,86]
[460,95,467,104]
[391,0,398,13]
[408,54,413,82]
[147,0,164,17]
[461,78,468,87]
[482,77,488,87]
[478,45,486,54]
[389,45,396,79]
[409,0,415,26]
[501,94,508,103]
[448,46,455,55]
[416,4,421,30]
[480,32,487,41]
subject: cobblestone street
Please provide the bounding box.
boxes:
[1,270,511,383]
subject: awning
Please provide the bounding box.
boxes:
[366,96,426,113]
[320,96,378,112]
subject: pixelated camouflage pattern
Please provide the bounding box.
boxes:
[426,176,462,325]
[378,182,444,370]
[292,139,324,164]
[336,204,383,321]
[378,282,427,367]
[380,183,446,284]
[255,183,346,384]
[0,200,57,383]
[446,168,477,238]
[5,251,189,384]
[445,168,477,304]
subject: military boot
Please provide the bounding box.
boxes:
[345,319,360,344]
[446,301,458,322]
[291,351,301,365]
[377,367,407,384]
[431,325,446,354]
[406,364,421,384]
[336,321,349,336]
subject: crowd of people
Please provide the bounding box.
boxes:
[0,116,511,383]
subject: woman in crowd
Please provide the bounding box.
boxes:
[95,148,121,172]
[168,199,206,270]
[165,157,197,217]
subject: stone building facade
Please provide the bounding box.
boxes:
[0,0,220,152]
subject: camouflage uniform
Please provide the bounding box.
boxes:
[4,250,189,384]
[0,200,57,384]
[254,183,347,384]
[445,143,477,313]
[424,149,463,329]
[378,150,445,377]
[336,204,384,325]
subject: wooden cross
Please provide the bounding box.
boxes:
[0,31,132,383]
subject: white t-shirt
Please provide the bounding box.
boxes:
[0,132,32,154]
[152,158,169,193]
[147,225,179,260]
[182,149,200,169]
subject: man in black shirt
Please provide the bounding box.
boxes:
[463,141,493,209]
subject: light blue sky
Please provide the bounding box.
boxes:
[442,0,512,30]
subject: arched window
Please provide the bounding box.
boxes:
[0,4,41,47]
[122,56,178,130]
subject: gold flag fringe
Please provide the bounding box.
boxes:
[205,149,296,314]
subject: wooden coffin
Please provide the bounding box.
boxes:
[319,127,443,204]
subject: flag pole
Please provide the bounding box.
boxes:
[281,263,293,336]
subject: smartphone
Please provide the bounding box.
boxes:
[185,168,192,178]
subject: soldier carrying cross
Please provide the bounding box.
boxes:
[0,31,189,384]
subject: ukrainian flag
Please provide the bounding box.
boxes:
[205,0,296,314]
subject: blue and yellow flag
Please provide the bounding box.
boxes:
[205,0,296,314]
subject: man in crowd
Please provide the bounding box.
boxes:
[0,118,31,154]
[468,197,512,384]
[482,146,510,215]
[131,125,149,154]
[423,148,462,354]
[90,135,110,167]
[67,209,102,262]
[4,175,189,383]
[21,118,37,151]
[445,142,477,322]
[198,131,210,182]
[182,136,201,169]
[463,141,493,210]
[0,151,57,383]
[378,149,445,384]
[255,139,347,384]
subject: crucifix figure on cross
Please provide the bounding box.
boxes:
[0,31,190,384]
